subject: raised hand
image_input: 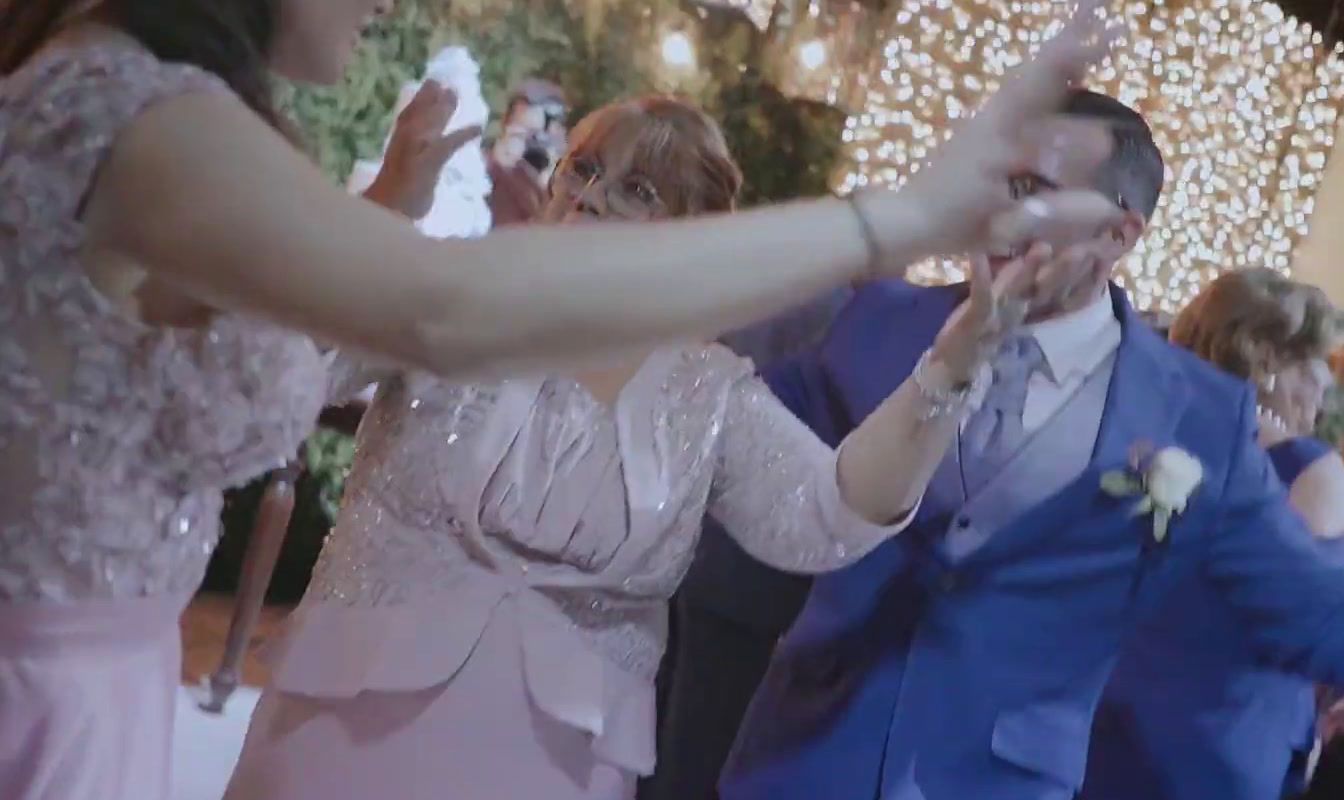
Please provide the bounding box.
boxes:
[365,81,484,220]
[930,241,1111,380]
[859,0,1127,275]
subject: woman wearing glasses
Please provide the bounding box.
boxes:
[224,95,1118,800]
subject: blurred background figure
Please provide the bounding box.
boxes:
[349,46,493,239]
[487,78,568,227]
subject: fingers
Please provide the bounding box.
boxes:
[981,1,1120,130]
[432,124,484,163]
[1013,115,1114,185]
[985,189,1123,256]
[968,254,994,308]
[1033,241,1104,308]
[396,81,460,136]
[994,242,1051,302]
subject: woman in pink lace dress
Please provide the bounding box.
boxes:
[224,96,1124,800]
[0,1,1121,798]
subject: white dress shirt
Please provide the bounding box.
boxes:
[1018,291,1122,433]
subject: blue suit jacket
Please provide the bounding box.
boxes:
[720,280,1344,800]
[1083,435,1343,800]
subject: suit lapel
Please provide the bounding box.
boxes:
[821,282,967,425]
[963,285,1190,565]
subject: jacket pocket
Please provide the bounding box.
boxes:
[990,699,1092,791]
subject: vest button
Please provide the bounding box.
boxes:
[955,516,971,530]
[940,573,958,591]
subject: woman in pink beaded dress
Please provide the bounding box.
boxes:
[0,0,1122,797]
[225,96,1124,800]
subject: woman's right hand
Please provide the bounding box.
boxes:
[859,0,1126,275]
[930,241,1111,382]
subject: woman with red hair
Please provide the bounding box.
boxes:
[225,95,1116,800]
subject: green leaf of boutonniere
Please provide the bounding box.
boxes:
[1101,470,1142,498]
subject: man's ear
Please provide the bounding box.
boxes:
[1101,209,1146,259]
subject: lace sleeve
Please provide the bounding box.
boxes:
[5,43,228,224]
[706,362,915,574]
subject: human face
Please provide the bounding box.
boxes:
[541,131,671,225]
[988,119,1141,277]
[271,0,391,85]
[1266,357,1335,433]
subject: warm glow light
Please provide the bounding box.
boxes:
[837,0,1344,313]
[799,39,827,71]
[661,31,697,69]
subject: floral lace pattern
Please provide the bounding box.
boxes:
[0,44,329,601]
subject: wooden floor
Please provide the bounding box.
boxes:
[179,593,292,687]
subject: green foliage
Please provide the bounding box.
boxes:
[305,429,358,520]
[1316,386,1344,450]
[712,69,847,205]
[282,2,442,181]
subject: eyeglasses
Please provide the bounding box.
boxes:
[550,156,668,220]
[1009,172,1129,212]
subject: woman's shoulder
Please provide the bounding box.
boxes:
[2,35,230,171]
[7,34,226,106]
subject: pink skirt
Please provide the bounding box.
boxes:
[0,595,186,800]
[226,603,637,800]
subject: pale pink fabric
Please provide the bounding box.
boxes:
[0,40,329,800]
[229,345,915,798]
[0,597,183,800]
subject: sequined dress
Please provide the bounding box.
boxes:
[0,42,329,800]
[226,345,913,800]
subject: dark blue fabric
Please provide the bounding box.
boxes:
[1268,437,1335,487]
[720,280,1344,800]
[1084,435,1342,800]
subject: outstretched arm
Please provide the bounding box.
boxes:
[85,0,1120,380]
[706,363,918,574]
[1206,390,1344,684]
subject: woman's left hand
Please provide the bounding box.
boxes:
[931,241,1111,381]
[365,82,484,220]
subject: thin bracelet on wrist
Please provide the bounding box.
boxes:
[842,189,882,278]
[911,349,983,421]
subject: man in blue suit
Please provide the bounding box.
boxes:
[720,90,1344,800]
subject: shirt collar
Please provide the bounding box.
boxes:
[1026,290,1118,383]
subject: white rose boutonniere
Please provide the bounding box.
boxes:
[1101,445,1204,543]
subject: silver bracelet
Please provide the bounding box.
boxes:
[911,349,980,420]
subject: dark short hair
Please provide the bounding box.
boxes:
[1062,89,1165,220]
[0,0,284,130]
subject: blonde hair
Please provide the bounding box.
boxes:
[562,96,743,216]
[1169,268,1339,379]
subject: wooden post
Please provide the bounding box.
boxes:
[196,458,303,713]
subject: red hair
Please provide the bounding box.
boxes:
[563,96,742,216]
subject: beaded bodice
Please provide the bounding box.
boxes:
[0,43,329,601]
[306,345,904,680]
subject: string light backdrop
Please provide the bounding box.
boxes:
[837,0,1344,312]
